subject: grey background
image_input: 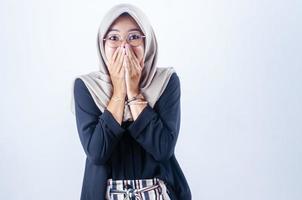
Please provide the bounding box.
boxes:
[0,0,301,199]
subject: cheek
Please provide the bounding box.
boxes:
[105,46,116,62]
[132,46,144,62]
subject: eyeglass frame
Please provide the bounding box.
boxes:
[103,32,146,47]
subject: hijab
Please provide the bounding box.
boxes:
[70,3,176,122]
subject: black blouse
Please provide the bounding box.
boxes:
[74,72,191,200]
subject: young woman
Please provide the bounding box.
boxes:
[71,3,191,200]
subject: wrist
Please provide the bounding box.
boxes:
[113,90,126,98]
[128,99,148,106]
[127,90,140,99]
[111,92,126,103]
[125,92,146,105]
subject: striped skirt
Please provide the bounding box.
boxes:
[105,178,171,200]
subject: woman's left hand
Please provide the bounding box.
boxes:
[124,44,144,98]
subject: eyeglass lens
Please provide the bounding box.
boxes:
[104,33,145,47]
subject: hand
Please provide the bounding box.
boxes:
[124,44,144,98]
[107,46,127,98]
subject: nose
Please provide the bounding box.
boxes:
[120,40,127,48]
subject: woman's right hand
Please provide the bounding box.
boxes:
[107,46,127,98]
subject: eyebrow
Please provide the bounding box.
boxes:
[108,28,141,32]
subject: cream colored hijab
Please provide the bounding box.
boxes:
[70,3,176,122]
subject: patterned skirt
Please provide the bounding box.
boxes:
[105,178,171,200]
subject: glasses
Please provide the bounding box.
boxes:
[103,32,146,48]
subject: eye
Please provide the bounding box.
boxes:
[128,34,141,41]
[108,35,120,41]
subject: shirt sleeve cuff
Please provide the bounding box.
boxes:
[99,109,125,136]
[127,104,157,138]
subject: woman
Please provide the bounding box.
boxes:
[71,3,191,200]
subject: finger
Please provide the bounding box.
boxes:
[127,46,139,62]
[126,47,136,66]
[125,55,131,73]
[120,62,125,74]
[126,46,141,71]
[124,58,128,72]
[115,46,124,64]
[139,59,144,69]
[117,49,126,73]
[115,47,125,72]
[127,51,141,73]
[111,47,120,63]
[132,53,142,71]
[126,52,134,71]
[108,47,121,71]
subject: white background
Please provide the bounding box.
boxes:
[1,0,301,199]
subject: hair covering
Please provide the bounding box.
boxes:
[70,3,176,122]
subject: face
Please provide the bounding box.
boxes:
[104,15,145,67]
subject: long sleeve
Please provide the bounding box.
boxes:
[73,78,126,165]
[126,72,181,162]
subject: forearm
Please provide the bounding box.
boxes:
[74,78,126,165]
[126,102,181,161]
[129,103,147,120]
[127,92,147,121]
[106,92,126,125]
